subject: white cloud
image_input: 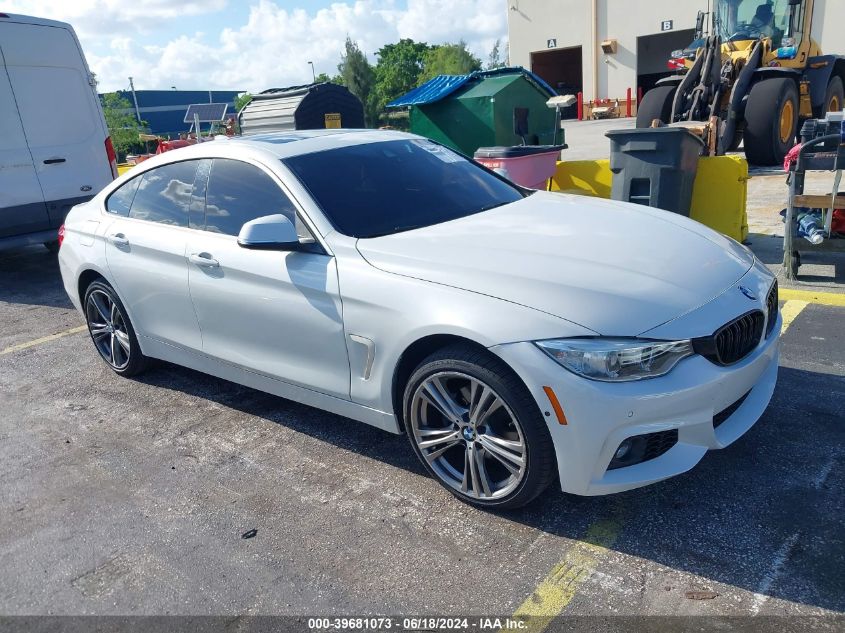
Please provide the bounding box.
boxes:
[4,0,507,92]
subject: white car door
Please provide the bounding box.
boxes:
[185,158,349,398]
[103,160,203,351]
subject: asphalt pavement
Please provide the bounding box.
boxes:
[1,243,843,630]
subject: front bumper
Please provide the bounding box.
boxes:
[491,312,780,496]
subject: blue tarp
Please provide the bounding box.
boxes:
[386,67,556,108]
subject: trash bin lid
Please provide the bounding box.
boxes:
[474,145,566,159]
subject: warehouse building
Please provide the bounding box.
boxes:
[507,0,845,110]
[104,89,244,137]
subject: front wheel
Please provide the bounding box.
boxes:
[636,85,677,128]
[743,78,798,166]
[403,345,557,509]
[83,280,149,377]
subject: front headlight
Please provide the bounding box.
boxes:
[535,338,694,382]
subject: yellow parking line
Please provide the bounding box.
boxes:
[780,300,808,335]
[509,514,623,632]
[0,325,87,356]
[779,288,845,307]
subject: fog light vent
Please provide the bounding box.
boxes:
[607,429,678,471]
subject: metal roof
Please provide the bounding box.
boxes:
[386,67,556,108]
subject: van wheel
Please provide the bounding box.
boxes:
[44,240,59,254]
[403,344,556,509]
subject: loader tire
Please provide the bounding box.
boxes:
[743,78,798,166]
[636,85,677,128]
[824,76,844,116]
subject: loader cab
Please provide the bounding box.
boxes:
[714,0,819,65]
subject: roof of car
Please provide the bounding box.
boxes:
[220,128,419,159]
[119,129,423,177]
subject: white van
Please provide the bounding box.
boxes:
[0,12,117,251]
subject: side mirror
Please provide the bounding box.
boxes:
[695,10,705,38]
[237,214,300,250]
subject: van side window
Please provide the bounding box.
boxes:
[106,177,141,217]
[204,159,299,236]
[128,161,200,227]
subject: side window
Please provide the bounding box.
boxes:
[205,159,299,237]
[128,161,199,227]
[106,176,141,217]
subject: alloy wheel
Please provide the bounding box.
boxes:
[85,289,131,370]
[409,371,527,500]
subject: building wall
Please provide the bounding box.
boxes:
[507,0,845,101]
[104,90,243,136]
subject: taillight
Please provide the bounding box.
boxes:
[104,136,118,179]
[57,224,65,249]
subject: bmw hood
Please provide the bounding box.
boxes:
[355,192,754,336]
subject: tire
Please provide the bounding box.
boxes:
[725,125,744,152]
[403,344,556,509]
[743,78,799,166]
[636,85,677,128]
[83,280,149,377]
[43,240,59,254]
[824,76,844,116]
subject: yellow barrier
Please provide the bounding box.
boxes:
[550,156,749,242]
[117,164,133,176]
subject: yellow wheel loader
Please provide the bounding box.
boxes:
[636,0,844,165]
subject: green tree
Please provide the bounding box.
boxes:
[234,92,252,111]
[486,39,508,70]
[101,92,146,160]
[419,41,482,83]
[314,72,331,83]
[372,38,430,115]
[338,36,375,125]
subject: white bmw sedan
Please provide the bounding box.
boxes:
[58,130,780,508]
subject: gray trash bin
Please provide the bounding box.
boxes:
[605,127,705,216]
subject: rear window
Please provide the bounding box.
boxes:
[283,139,525,238]
[127,161,199,227]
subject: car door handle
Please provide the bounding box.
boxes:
[43,158,66,164]
[188,252,219,268]
[107,233,129,246]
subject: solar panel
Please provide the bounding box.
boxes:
[183,103,229,123]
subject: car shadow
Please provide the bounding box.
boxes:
[0,245,74,309]
[133,360,844,613]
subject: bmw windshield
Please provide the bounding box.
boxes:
[283,139,527,239]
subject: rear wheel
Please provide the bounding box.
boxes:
[636,85,677,128]
[403,344,556,509]
[824,76,844,116]
[83,280,149,377]
[743,78,798,166]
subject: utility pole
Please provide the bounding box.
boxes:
[308,61,316,82]
[128,76,141,123]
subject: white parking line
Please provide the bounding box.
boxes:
[749,532,800,615]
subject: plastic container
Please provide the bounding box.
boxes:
[474,145,565,190]
[605,127,705,216]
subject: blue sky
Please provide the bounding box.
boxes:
[5,0,508,92]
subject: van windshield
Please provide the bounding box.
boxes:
[283,139,526,238]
